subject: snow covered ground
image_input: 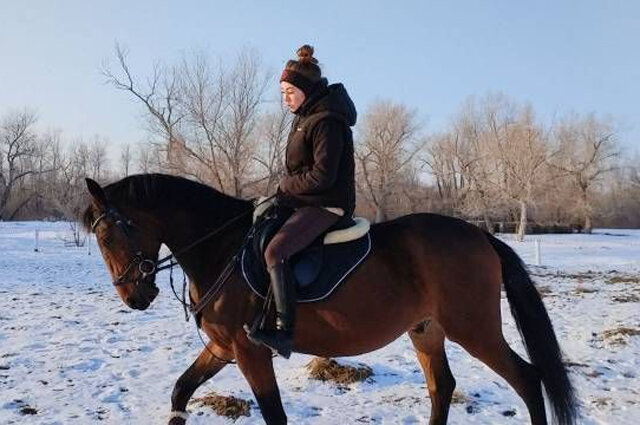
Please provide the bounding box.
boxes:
[1,221,639,424]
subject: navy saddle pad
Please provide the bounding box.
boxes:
[240,231,371,303]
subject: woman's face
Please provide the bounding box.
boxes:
[281,81,305,112]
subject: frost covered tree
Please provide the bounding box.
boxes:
[0,109,40,219]
[103,44,271,197]
[356,100,424,222]
[549,114,618,233]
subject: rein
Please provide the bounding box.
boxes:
[154,195,276,319]
[91,194,276,308]
[91,194,277,365]
[153,205,256,275]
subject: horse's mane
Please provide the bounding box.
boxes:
[82,173,251,231]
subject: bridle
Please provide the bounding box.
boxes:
[91,208,158,287]
[90,194,275,294]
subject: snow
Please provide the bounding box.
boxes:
[1,221,639,424]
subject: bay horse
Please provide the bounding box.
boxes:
[82,174,577,425]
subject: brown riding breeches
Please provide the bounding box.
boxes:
[264,207,342,268]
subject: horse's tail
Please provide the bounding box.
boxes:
[485,233,578,425]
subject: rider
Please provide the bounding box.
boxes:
[248,45,357,358]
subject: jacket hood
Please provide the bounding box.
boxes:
[297,81,357,127]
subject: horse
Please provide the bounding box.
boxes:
[82,173,577,425]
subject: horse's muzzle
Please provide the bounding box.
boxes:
[126,281,159,310]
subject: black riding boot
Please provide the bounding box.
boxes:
[247,261,296,358]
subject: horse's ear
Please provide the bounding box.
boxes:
[86,178,108,208]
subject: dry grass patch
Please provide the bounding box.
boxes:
[537,285,553,297]
[574,286,598,295]
[306,357,373,385]
[20,406,37,415]
[601,327,640,346]
[612,294,640,303]
[607,275,639,284]
[585,369,604,378]
[381,395,423,406]
[450,390,468,404]
[190,392,252,420]
[563,271,599,282]
[592,397,613,408]
[533,270,601,283]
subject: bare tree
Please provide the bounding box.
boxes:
[218,50,271,196]
[631,162,640,189]
[488,101,548,240]
[18,129,61,218]
[455,100,505,231]
[179,52,228,189]
[0,109,39,219]
[70,140,90,180]
[136,144,150,173]
[253,103,290,195]
[356,100,424,222]
[102,44,186,173]
[88,135,109,181]
[428,95,550,238]
[179,49,271,195]
[424,132,464,204]
[548,113,618,232]
[120,143,132,176]
[103,45,271,196]
[424,99,506,232]
[39,138,89,221]
[398,164,432,214]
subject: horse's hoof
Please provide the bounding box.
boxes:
[168,410,188,424]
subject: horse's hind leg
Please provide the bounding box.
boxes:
[169,342,229,425]
[408,320,456,425]
[462,334,546,424]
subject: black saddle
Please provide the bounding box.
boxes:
[240,206,371,303]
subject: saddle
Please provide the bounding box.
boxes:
[240,202,371,303]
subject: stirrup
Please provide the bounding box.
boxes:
[244,326,293,359]
[243,323,262,345]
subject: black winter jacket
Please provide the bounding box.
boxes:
[278,81,357,216]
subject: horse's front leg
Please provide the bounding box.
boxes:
[235,343,287,424]
[168,341,230,425]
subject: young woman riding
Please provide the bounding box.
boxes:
[248,45,358,358]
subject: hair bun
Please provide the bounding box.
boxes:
[296,45,318,65]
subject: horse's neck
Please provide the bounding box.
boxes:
[159,208,251,290]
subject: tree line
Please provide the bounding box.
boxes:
[2,47,638,239]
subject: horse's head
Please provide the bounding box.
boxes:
[84,178,161,310]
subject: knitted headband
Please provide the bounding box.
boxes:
[280,45,321,96]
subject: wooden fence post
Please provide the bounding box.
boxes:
[534,239,541,266]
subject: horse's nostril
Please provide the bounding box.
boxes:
[126,296,138,309]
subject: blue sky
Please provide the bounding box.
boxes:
[1,1,638,155]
